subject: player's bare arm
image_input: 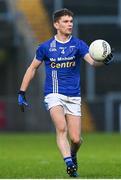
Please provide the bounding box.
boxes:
[84,53,104,67]
[18,58,42,112]
[20,58,42,91]
[84,52,113,67]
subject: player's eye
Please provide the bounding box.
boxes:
[63,20,68,23]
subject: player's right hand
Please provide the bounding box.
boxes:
[18,91,28,112]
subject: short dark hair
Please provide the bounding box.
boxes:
[53,8,74,22]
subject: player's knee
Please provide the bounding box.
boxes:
[57,125,67,135]
[71,136,81,144]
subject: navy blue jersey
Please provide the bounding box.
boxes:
[35,36,89,96]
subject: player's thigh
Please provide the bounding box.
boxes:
[50,105,67,132]
[66,114,81,141]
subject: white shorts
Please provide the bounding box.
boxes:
[44,93,81,116]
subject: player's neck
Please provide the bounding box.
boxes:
[55,34,72,43]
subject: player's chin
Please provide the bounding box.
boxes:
[65,31,72,36]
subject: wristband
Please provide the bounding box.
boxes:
[18,90,25,95]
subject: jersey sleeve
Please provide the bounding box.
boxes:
[78,40,89,58]
[35,44,46,61]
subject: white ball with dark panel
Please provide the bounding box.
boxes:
[89,39,111,61]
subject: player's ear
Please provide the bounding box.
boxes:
[53,22,59,30]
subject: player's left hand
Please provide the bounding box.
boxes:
[103,51,114,65]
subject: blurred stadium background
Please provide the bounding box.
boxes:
[0,0,121,133]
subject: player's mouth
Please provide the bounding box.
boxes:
[67,28,72,32]
[68,28,72,31]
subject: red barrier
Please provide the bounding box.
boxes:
[0,101,6,128]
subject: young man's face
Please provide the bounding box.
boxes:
[54,15,73,36]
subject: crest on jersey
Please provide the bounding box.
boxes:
[70,45,75,50]
[49,40,57,52]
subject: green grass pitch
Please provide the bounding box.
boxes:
[0,133,121,178]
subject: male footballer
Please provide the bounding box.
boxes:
[18,9,113,177]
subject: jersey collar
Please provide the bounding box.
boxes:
[54,35,72,44]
